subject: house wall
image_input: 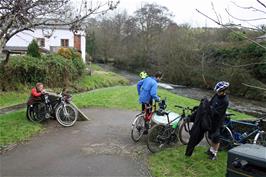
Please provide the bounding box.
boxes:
[6,28,86,62]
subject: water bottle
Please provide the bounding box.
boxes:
[172,122,178,129]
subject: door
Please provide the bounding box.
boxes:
[74,34,81,51]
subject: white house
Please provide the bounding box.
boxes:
[5,25,86,62]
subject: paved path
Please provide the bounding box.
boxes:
[1,108,151,177]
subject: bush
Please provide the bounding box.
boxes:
[0,54,86,90]
[57,47,72,59]
[27,40,41,58]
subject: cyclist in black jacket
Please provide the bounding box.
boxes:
[207,81,230,160]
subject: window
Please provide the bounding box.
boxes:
[61,39,69,47]
[37,38,45,47]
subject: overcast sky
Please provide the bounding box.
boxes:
[117,0,266,27]
[75,0,266,27]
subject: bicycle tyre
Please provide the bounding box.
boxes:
[27,104,46,122]
[131,114,145,142]
[178,120,193,145]
[206,127,234,150]
[55,104,78,127]
[147,124,167,153]
[26,105,34,121]
[254,131,266,147]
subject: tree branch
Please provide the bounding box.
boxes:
[242,83,266,91]
[257,0,266,9]
[225,8,266,22]
[221,61,266,68]
[195,9,266,50]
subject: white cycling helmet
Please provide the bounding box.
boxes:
[214,81,230,93]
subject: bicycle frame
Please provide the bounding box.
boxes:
[223,119,263,144]
[143,102,157,121]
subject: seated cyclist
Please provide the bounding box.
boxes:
[28,82,46,105]
[207,81,230,160]
[137,71,163,133]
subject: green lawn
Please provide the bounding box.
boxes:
[0,110,43,147]
[0,91,29,109]
[73,85,249,120]
[76,71,129,91]
[91,63,104,71]
[148,146,227,177]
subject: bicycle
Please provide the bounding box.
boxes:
[147,104,188,153]
[176,105,196,145]
[205,114,266,150]
[131,101,158,142]
[26,90,78,127]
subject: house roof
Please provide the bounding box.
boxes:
[3,46,50,54]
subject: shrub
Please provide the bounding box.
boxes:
[57,47,72,59]
[27,40,41,58]
[0,54,86,90]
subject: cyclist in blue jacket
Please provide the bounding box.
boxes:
[137,71,162,107]
[137,71,163,133]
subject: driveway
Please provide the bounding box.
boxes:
[1,108,151,176]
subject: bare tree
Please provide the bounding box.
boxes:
[0,0,119,63]
[196,0,266,91]
[196,0,266,50]
[133,3,173,66]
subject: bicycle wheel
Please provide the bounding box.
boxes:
[147,124,168,153]
[207,127,234,151]
[254,131,266,147]
[55,104,78,127]
[131,114,145,142]
[26,105,34,121]
[27,103,46,122]
[178,120,193,145]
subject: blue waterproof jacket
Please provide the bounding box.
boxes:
[137,77,160,104]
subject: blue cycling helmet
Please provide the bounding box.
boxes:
[214,81,230,92]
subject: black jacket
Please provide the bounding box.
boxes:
[189,98,212,131]
[185,98,212,156]
[210,94,229,130]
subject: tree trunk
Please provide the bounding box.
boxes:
[0,38,8,64]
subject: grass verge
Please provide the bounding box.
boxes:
[74,70,129,91]
[0,92,29,109]
[0,110,43,148]
[148,146,227,177]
